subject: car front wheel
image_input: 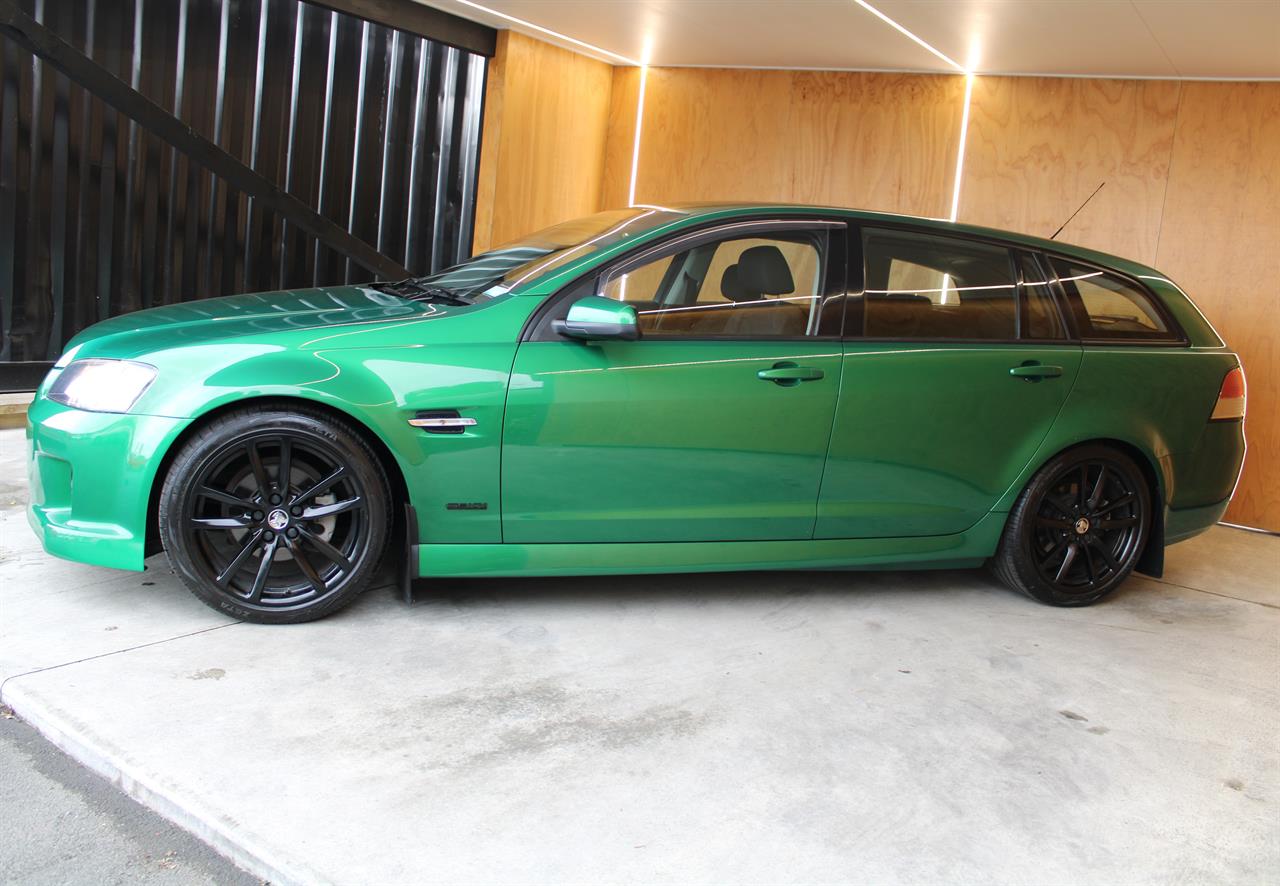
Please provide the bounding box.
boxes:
[992,445,1151,607]
[159,405,391,624]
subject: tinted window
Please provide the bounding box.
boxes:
[862,228,1017,340]
[1048,258,1174,340]
[1017,252,1067,340]
[600,231,831,338]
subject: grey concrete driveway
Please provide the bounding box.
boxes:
[1,427,1277,885]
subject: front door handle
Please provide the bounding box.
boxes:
[1009,362,1064,381]
[758,363,825,386]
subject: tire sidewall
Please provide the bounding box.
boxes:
[1001,445,1152,606]
[159,408,390,624]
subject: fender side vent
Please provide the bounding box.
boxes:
[408,409,475,434]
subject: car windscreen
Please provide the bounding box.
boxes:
[399,207,686,300]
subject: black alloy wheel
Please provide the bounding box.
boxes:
[992,445,1150,606]
[160,406,391,623]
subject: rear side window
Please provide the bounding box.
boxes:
[1048,258,1177,341]
[862,228,1018,340]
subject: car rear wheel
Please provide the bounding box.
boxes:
[992,445,1150,607]
[159,405,391,624]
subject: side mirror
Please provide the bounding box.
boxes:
[552,295,639,341]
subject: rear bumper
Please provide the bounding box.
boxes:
[26,397,190,571]
[1171,420,1246,510]
[1162,418,1244,545]
[1165,499,1231,545]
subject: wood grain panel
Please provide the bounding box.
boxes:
[603,67,964,217]
[787,71,965,217]
[598,65,641,211]
[470,30,510,254]
[1156,82,1280,530]
[627,67,796,204]
[471,31,613,253]
[959,76,1181,265]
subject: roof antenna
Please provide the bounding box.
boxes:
[1051,181,1106,240]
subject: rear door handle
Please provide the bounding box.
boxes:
[1009,362,1064,380]
[758,363,825,386]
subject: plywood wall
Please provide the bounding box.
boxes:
[960,76,1181,265]
[471,31,614,253]
[1155,82,1280,529]
[476,34,1279,528]
[600,67,966,217]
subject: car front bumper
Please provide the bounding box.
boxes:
[26,396,191,571]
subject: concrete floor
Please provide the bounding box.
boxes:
[1,426,1277,885]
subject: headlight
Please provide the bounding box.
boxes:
[47,359,157,413]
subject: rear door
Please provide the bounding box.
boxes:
[502,219,848,543]
[816,226,1083,538]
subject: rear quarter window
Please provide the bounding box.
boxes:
[1048,257,1181,342]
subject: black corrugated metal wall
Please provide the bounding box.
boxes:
[0,0,489,388]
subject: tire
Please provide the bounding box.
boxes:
[159,404,392,624]
[991,445,1151,607]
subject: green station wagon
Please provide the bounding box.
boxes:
[26,205,1247,623]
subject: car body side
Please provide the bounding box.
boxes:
[26,205,1245,576]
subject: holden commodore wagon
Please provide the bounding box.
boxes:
[27,204,1246,623]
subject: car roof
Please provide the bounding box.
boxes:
[655,202,1162,278]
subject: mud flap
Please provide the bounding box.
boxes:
[1136,504,1165,578]
[401,503,421,604]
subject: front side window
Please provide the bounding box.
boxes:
[1048,258,1175,341]
[600,229,835,338]
[862,228,1018,340]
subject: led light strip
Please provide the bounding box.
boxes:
[449,0,640,65]
[949,73,975,221]
[628,62,650,207]
[851,0,964,72]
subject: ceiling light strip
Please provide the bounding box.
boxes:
[949,73,975,222]
[851,0,965,72]
[449,0,640,65]
[627,64,650,207]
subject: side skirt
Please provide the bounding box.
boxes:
[415,512,1006,579]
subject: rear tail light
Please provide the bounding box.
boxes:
[1210,366,1246,421]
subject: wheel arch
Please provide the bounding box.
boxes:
[144,395,411,558]
[998,436,1166,577]
[1074,437,1165,504]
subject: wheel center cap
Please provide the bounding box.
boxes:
[267,508,290,531]
[1074,517,1091,535]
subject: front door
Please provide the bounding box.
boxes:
[502,220,847,543]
